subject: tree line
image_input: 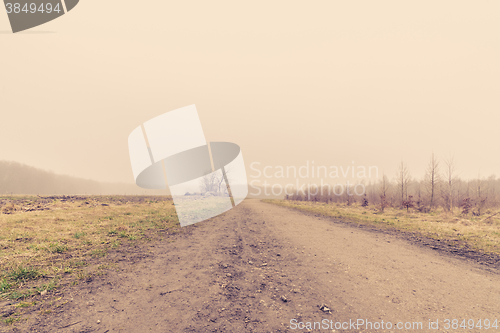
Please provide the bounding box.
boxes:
[286,154,500,216]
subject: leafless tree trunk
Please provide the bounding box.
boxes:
[475,174,487,216]
[199,171,218,193]
[396,161,411,208]
[443,155,456,213]
[345,182,352,206]
[424,153,440,209]
[379,174,390,212]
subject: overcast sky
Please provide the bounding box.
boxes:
[1,1,499,187]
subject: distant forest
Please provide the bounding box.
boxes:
[0,161,165,195]
[287,154,500,216]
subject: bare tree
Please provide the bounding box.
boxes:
[216,166,233,196]
[199,171,218,194]
[379,174,390,212]
[487,175,497,207]
[424,153,440,209]
[414,180,426,212]
[475,173,487,216]
[442,155,457,212]
[396,161,411,208]
[345,182,353,206]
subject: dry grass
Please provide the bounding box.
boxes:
[0,195,179,305]
[264,199,500,256]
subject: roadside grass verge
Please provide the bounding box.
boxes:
[0,195,178,308]
[263,199,500,257]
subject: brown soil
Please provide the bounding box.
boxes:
[4,199,500,332]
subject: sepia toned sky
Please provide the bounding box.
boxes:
[1,1,500,187]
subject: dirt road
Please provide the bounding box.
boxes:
[20,200,500,332]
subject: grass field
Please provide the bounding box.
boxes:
[264,199,500,256]
[0,195,179,324]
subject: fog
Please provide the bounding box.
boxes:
[1,1,499,190]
